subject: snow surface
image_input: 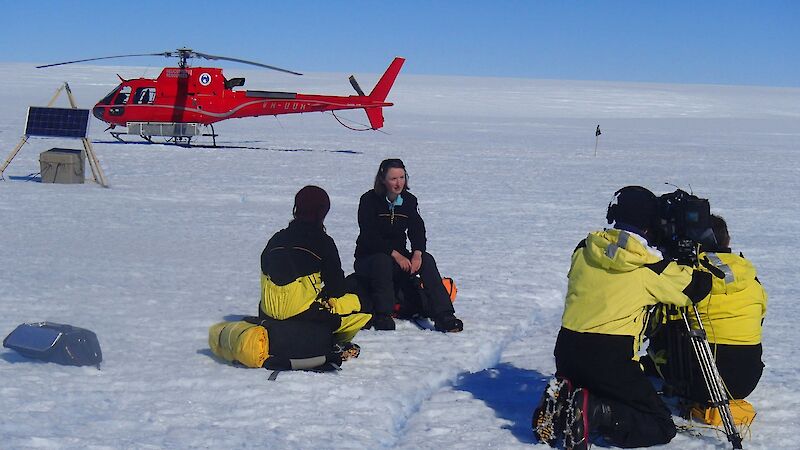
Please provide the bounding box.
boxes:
[1,62,799,449]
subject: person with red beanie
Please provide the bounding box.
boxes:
[259,186,371,345]
[292,185,331,229]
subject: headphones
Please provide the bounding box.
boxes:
[606,188,622,224]
[379,158,409,182]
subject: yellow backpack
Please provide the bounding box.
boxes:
[208,321,269,368]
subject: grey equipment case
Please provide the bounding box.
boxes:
[3,322,102,367]
[39,148,85,184]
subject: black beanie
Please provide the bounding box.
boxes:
[294,186,330,227]
[606,186,659,230]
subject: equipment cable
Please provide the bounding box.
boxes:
[329,111,389,134]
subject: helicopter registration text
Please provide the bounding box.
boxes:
[265,102,308,111]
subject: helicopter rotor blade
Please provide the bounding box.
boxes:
[37,48,302,75]
[36,53,171,69]
[193,52,302,76]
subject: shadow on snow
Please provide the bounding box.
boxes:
[94,140,361,154]
[454,362,548,444]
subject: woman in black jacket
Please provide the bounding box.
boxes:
[354,158,463,332]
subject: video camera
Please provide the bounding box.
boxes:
[655,189,716,265]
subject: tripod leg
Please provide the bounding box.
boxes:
[682,307,743,449]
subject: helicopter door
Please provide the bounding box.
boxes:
[109,86,131,116]
[134,87,156,104]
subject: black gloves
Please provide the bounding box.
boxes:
[683,270,713,304]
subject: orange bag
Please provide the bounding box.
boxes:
[419,277,457,303]
[442,277,457,303]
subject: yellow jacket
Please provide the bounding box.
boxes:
[562,229,695,357]
[693,251,767,345]
[260,272,363,320]
[260,272,370,343]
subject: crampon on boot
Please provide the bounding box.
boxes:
[564,387,615,450]
[334,342,361,362]
[565,387,590,450]
[532,377,573,446]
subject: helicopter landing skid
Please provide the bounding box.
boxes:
[108,123,217,147]
[109,132,157,144]
[110,131,127,143]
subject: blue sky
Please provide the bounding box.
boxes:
[2,1,797,87]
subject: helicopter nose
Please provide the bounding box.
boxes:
[92,106,105,121]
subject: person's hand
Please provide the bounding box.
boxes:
[392,250,412,273]
[686,270,713,304]
[410,251,422,274]
[319,298,335,312]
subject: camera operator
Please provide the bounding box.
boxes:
[650,214,767,404]
[533,186,713,449]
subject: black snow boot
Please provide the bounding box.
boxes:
[433,314,463,333]
[564,388,613,450]
[369,314,396,331]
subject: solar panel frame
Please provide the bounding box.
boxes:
[24,107,90,138]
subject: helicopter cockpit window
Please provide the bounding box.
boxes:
[114,86,131,105]
[99,84,121,105]
[134,87,156,104]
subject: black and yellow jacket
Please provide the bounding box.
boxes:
[693,250,767,345]
[562,229,703,359]
[354,189,426,258]
[260,220,361,320]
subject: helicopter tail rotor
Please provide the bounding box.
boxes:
[349,75,366,96]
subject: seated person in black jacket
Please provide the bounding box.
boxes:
[353,158,463,332]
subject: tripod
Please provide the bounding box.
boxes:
[679,304,743,449]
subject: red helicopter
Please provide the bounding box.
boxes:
[37,48,405,145]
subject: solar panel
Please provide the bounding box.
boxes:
[24,107,90,138]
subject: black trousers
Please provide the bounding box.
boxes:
[555,328,677,448]
[647,323,764,402]
[246,314,338,371]
[354,251,455,318]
